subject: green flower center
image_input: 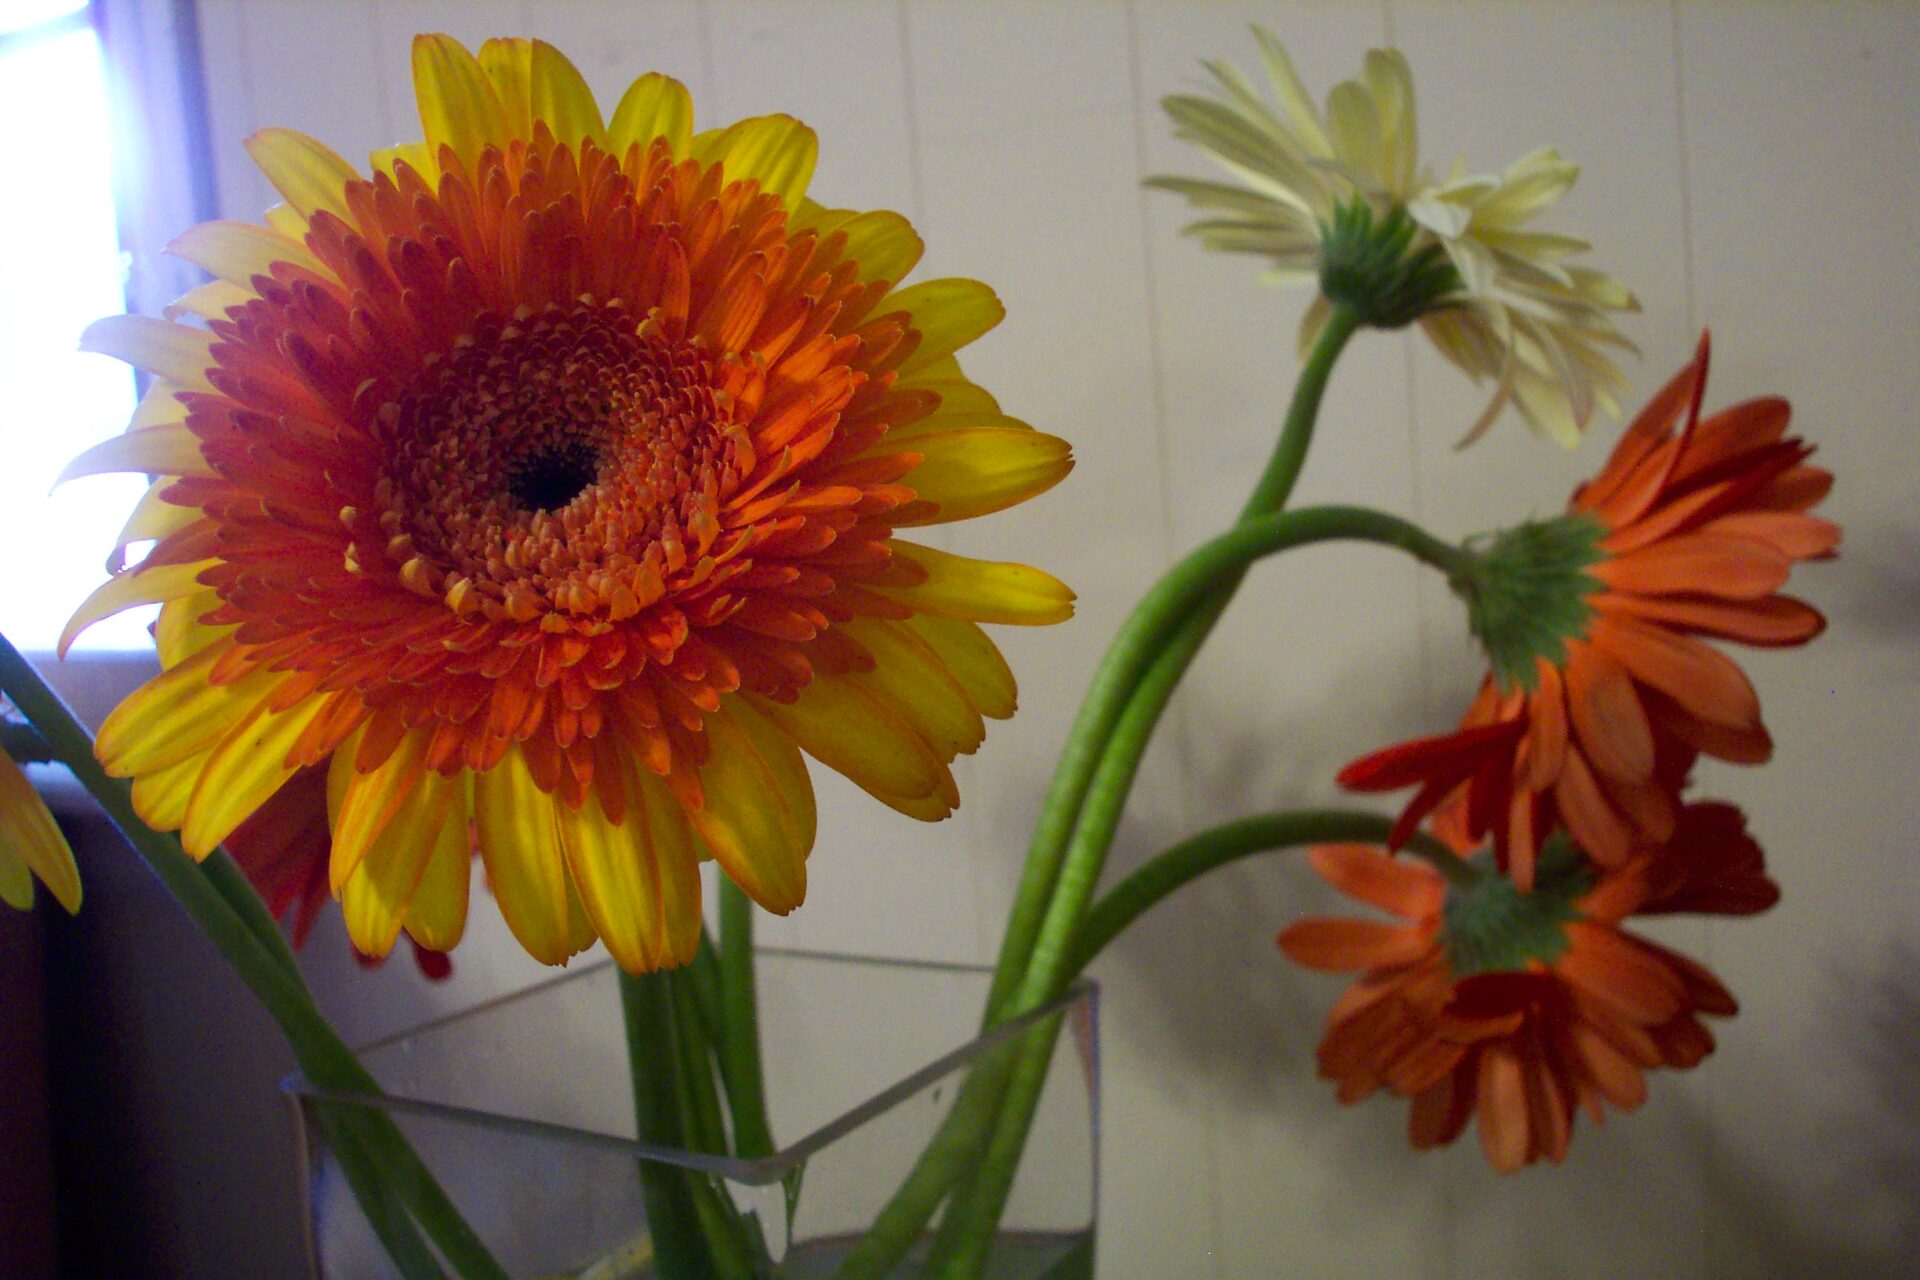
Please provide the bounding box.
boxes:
[1450,511,1608,691]
[1442,838,1590,976]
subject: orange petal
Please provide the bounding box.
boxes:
[1563,642,1654,785]
[1595,533,1790,600]
[1305,843,1444,921]
[1597,592,1824,648]
[1278,918,1434,971]
[1592,615,1761,730]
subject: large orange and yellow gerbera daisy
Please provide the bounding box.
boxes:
[62,36,1073,973]
[1339,336,1835,887]
[1280,801,1776,1170]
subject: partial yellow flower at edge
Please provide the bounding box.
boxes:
[1151,26,1639,448]
[61,35,1072,973]
[0,749,81,913]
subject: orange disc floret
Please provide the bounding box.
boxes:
[65,36,1073,973]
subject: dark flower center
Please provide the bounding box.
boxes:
[506,440,602,513]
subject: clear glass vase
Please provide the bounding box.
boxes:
[286,948,1099,1279]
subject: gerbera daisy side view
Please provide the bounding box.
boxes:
[1339,336,1838,889]
[57,35,1074,974]
[1281,802,1777,1170]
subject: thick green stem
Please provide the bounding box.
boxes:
[717,879,776,1159]
[620,969,719,1280]
[982,304,1364,1023]
[1071,809,1474,975]
[0,637,507,1280]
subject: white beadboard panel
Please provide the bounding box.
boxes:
[1676,4,1920,1277]
[193,0,267,218]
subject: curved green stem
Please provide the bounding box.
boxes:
[981,303,1365,1024]
[1071,809,1473,975]
[0,637,508,1280]
[717,879,775,1159]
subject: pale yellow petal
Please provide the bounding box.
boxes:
[108,486,200,573]
[0,751,81,913]
[477,38,534,136]
[529,39,606,150]
[154,588,229,667]
[129,381,190,430]
[841,616,983,760]
[244,127,360,223]
[61,559,217,657]
[167,219,322,284]
[877,541,1075,626]
[888,279,1003,376]
[555,757,703,973]
[471,745,578,964]
[795,205,924,286]
[893,426,1072,525]
[95,640,279,775]
[130,750,210,830]
[58,425,211,485]
[79,316,217,390]
[692,114,817,208]
[684,698,813,914]
[607,72,694,159]
[0,848,32,912]
[412,35,509,169]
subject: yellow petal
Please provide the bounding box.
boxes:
[96,640,280,775]
[401,787,473,953]
[471,745,578,964]
[843,615,983,759]
[129,381,190,430]
[412,34,508,170]
[340,767,459,957]
[895,371,1001,417]
[244,127,360,224]
[894,426,1072,525]
[181,693,333,858]
[370,141,436,182]
[167,219,322,284]
[327,726,431,891]
[62,559,217,657]
[477,38,534,135]
[796,204,924,286]
[164,280,254,323]
[746,681,946,803]
[155,588,229,666]
[608,72,694,160]
[130,750,210,831]
[59,425,211,485]
[684,698,813,914]
[0,751,81,913]
[108,487,200,572]
[903,614,1018,720]
[529,39,606,150]
[888,279,1003,376]
[877,541,1075,626]
[693,114,817,209]
[0,848,32,911]
[79,315,217,390]
[556,757,702,973]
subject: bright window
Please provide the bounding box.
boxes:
[0,2,153,651]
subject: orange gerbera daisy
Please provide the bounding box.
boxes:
[62,36,1073,973]
[1338,336,1835,887]
[1280,801,1776,1170]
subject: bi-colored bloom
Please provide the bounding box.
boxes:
[1150,27,1637,445]
[63,36,1073,973]
[0,742,82,914]
[1280,802,1775,1170]
[1340,337,1836,888]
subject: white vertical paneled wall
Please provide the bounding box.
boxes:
[181,2,1920,1275]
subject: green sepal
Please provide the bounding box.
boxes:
[1317,198,1462,330]
[1450,511,1607,691]
[1442,837,1590,976]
